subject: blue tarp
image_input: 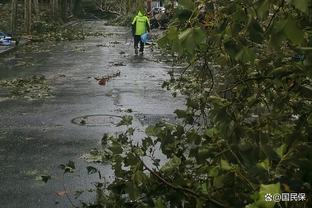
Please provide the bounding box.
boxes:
[141,32,149,43]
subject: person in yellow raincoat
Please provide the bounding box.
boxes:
[131,11,150,54]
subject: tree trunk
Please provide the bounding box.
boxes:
[147,0,152,14]
[32,0,40,20]
[25,0,32,35]
[60,0,68,21]
[73,0,82,17]
[11,0,18,35]
[135,0,144,12]
[52,0,59,18]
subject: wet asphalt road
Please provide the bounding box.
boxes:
[0,21,184,208]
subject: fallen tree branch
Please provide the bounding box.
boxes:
[96,6,121,16]
[137,156,229,208]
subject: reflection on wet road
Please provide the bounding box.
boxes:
[0,21,184,207]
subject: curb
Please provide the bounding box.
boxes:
[0,45,16,56]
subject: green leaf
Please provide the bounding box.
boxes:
[271,17,304,46]
[224,39,242,58]
[142,136,153,150]
[179,0,195,10]
[208,166,219,177]
[275,144,287,158]
[220,159,233,171]
[283,17,304,44]
[125,181,139,200]
[116,115,133,126]
[59,160,76,173]
[145,124,161,137]
[287,0,310,14]
[81,149,103,163]
[197,146,212,162]
[109,141,123,154]
[257,159,270,170]
[196,199,203,208]
[153,197,166,208]
[178,27,206,54]
[174,109,194,124]
[126,127,135,136]
[207,96,230,108]
[246,183,281,208]
[247,18,264,43]
[259,183,281,205]
[124,153,138,166]
[213,175,225,189]
[166,26,179,41]
[160,155,181,174]
[235,46,256,63]
[205,127,218,138]
[255,0,270,19]
[133,169,146,187]
[158,27,179,51]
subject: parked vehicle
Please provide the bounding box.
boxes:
[0,32,13,46]
[0,32,12,40]
[151,7,165,15]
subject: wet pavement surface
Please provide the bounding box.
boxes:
[0,21,184,207]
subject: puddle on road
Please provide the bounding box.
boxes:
[71,114,122,126]
[71,114,176,127]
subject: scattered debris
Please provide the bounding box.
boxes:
[40,175,52,183]
[94,71,121,86]
[56,191,70,197]
[125,108,133,113]
[109,41,121,44]
[115,108,133,113]
[81,148,103,163]
[80,119,86,125]
[96,44,107,47]
[72,114,122,127]
[32,22,85,42]
[84,31,107,37]
[113,62,126,66]
[0,75,53,100]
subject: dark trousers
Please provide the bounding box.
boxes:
[134,35,144,52]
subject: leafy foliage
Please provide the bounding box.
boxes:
[32,22,85,42]
[65,0,312,207]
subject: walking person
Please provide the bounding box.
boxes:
[131,11,150,55]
